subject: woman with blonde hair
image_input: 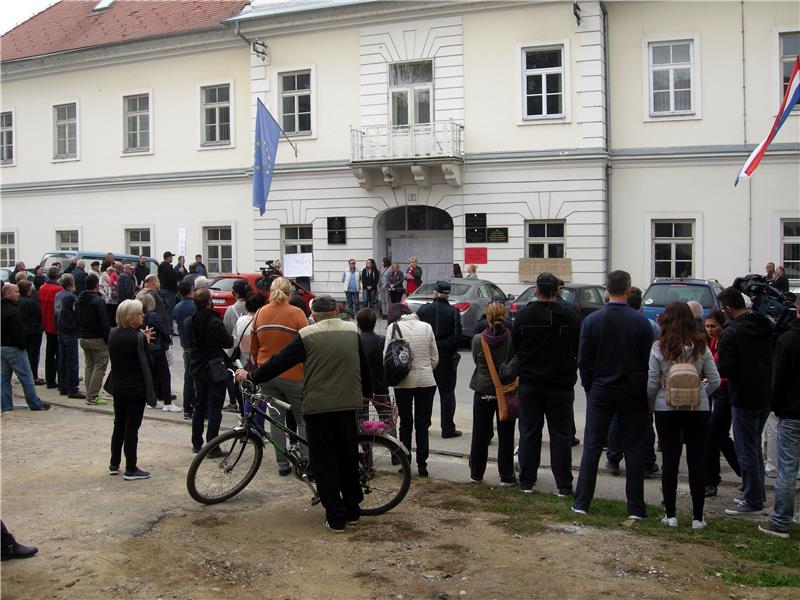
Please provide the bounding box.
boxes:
[405,257,422,296]
[250,276,309,476]
[468,300,516,485]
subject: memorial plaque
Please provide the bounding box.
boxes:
[466,227,487,243]
[465,213,487,229]
[487,227,509,243]
[327,217,346,244]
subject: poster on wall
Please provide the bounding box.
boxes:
[283,252,314,277]
[464,247,488,265]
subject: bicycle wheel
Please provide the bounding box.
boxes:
[187,428,263,504]
[357,433,411,515]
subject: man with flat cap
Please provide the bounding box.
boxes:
[235,295,373,533]
[417,281,463,438]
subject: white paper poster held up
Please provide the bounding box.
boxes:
[283,253,313,278]
[178,228,187,257]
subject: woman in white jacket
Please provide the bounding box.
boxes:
[384,303,439,477]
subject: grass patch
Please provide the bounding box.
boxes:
[444,484,800,588]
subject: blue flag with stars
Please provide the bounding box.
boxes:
[252,99,281,216]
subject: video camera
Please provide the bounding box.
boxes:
[732,274,796,335]
[260,259,278,279]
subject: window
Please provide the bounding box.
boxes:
[123,94,150,152]
[56,230,79,252]
[280,71,311,135]
[1,111,13,165]
[126,228,151,257]
[648,40,695,115]
[526,220,565,259]
[388,61,433,126]
[201,85,230,146]
[782,218,800,280]
[282,225,313,255]
[652,220,694,278]
[204,226,233,273]
[0,231,15,267]
[780,32,800,101]
[53,103,77,159]
[523,46,565,118]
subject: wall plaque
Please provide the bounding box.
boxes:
[486,227,509,243]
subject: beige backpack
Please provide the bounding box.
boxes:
[663,355,701,409]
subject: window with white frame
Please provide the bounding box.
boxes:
[280,71,312,135]
[201,85,231,146]
[126,228,151,257]
[1,112,13,164]
[282,225,313,255]
[652,220,694,278]
[123,94,150,152]
[388,61,433,127]
[523,46,565,119]
[56,229,80,252]
[53,103,77,159]
[648,40,695,115]
[526,220,565,258]
[780,32,800,101]
[0,231,15,267]
[204,226,233,273]
[782,218,800,280]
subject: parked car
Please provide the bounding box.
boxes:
[641,278,725,323]
[208,273,315,318]
[38,251,158,274]
[0,268,13,284]
[509,282,606,324]
[404,278,513,338]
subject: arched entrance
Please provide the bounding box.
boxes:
[375,205,454,283]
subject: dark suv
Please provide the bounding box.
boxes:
[641,278,725,323]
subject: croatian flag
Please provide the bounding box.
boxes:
[735,55,800,185]
[252,99,282,216]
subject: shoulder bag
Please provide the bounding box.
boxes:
[481,337,519,421]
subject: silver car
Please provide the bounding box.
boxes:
[404,278,513,338]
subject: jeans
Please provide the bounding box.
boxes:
[1,346,45,410]
[110,394,146,471]
[732,405,769,509]
[395,386,436,469]
[765,412,779,474]
[25,332,42,380]
[574,387,648,518]
[345,291,360,314]
[57,333,80,394]
[434,352,458,435]
[80,338,109,400]
[261,378,307,471]
[182,350,195,414]
[45,331,59,387]
[469,392,516,482]
[770,417,800,531]
[655,410,709,521]
[192,377,226,449]
[607,413,657,470]
[703,387,740,486]
[517,383,574,490]
[363,288,377,309]
[158,289,177,327]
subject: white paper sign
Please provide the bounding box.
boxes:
[282,253,313,277]
[177,227,187,257]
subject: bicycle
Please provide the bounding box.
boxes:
[186,378,412,516]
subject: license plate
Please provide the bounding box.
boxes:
[211,299,225,305]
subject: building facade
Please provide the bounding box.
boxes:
[1,0,798,297]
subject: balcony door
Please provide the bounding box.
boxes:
[389,61,433,157]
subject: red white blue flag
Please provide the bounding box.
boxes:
[735,55,800,185]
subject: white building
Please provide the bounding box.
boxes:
[2,0,798,297]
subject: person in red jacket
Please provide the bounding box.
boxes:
[38,266,62,389]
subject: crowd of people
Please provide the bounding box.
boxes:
[2,253,797,538]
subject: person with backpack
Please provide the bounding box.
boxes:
[647,302,720,529]
[384,303,438,477]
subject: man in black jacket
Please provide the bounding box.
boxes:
[158,252,179,332]
[134,256,150,289]
[356,308,393,433]
[1,284,50,411]
[417,281,463,438]
[18,280,44,385]
[116,264,136,303]
[55,274,84,399]
[759,296,800,537]
[717,287,774,516]
[76,274,111,406]
[573,270,654,520]
[512,273,581,495]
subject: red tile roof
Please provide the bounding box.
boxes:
[1,0,249,62]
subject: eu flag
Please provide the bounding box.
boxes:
[252,99,281,216]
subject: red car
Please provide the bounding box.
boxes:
[208,273,315,318]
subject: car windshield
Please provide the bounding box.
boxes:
[516,286,575,304]
[209,277,247,292]
[411,282,471,297]
[643,284,714,308]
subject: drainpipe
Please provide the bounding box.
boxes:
[233,20,252,47]
[741,0,752,273]
[601,2,611,274]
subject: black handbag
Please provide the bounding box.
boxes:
[103,371,114,396]
[207,357,231,383]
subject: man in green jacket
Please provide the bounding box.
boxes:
[235,295,373,532]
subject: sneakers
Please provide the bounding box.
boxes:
[345,508,360,525]
[162,403,181,413]
[469,477,483,484]
[555,487,574,498]
[627,515,645,521]
[692,520,707,530]
[325,520,345,533]
[604,460,621,476]
[108,465,119,475]
[724,501,764,516]
[704,485,718,498]
[660,515,678,527]
[30,402,51,411]
[758,520,789,539]
[520,483,535,494]
[571,506,588,516]
[499,479,517,488]
[148,401,164,409]
[123,468,150,481]
[86,396,108,406]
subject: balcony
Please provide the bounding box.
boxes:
[349,120,464,190]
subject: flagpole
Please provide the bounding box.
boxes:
[280,129,298,158]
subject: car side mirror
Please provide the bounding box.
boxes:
[506,294,515,301]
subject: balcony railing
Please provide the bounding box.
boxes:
[350,120,464,162]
